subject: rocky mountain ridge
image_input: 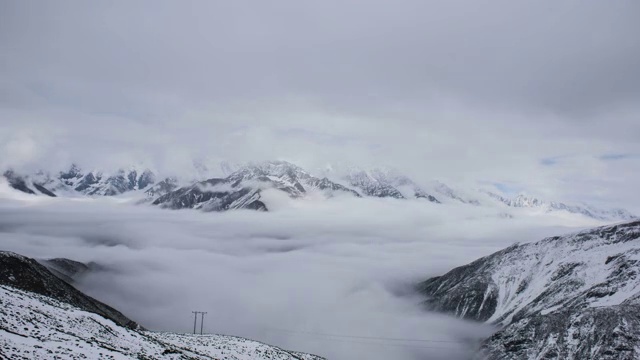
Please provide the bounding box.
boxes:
[2,161,635,220]
[419,220,640,359]
[485,192,637,221]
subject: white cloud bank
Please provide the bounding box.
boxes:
[0,190,603,359]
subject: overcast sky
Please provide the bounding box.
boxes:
[1,0,639,211]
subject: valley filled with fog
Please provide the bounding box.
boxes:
[0,187,604,360]
[1,1,638,359]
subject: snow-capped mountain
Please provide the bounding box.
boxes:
[419,220,640,359]
[143,177,180,199]
[152,161,360,211]
[227,161,360,197]
[0,251,325,360]
[3,165,158,197]
[431,181,481,205]
[59,165,156,196]
[2,161,636,221]
[344,168,440,202]
[485,192,637,221]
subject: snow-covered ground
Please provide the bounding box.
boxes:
[0,284,323,360]
[419,220,640,358]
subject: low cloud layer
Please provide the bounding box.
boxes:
[0,192,602,359]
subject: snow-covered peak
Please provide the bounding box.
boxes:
[3,161,635,221]
[483,190,637,221]
[343,167,439,202]
[246,160,312,179]
[509,193,545,207]
[431,181,481,205]
[4,165,159,197]
[419,219,640,359]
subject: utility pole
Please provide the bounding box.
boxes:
[200,312,207,335]
[191,311,208,335]
[192,311,199,334]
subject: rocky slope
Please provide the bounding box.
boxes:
[0,251,139,329]
[418,220,640,359]
[3,170,57,197]
[0,251,325,360]
[152,178,269,211]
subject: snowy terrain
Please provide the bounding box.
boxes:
[0,285,324,360]
[420,220,640,359]
[0,249,325,360]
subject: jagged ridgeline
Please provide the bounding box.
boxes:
[2,161,442,208]
[2,161,636,220]
[418,220,640,359]
[0,251,325,360]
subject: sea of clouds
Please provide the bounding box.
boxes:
[0,185,603,359]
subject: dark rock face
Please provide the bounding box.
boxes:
[153,179,268,212]
[480,303,640,360]
[418,256,499,322]
[3,170,56,197]
[305,177,361,197]
[40,258,90,284]
[144,177,179,198]
[152,161,361,212]
[419,220,640,359]
[59,164,83,181]
[0,251,140,329]
[73,171,99,192]
[32,183,56,197]
[3,170,36,194]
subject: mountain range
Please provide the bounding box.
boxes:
[419,220,640,359]
[2,161,635,221]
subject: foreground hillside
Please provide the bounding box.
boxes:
[0,252,324,360]
[419,220,640,359]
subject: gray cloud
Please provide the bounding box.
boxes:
[2,1,638,112]
[1,0,639,210]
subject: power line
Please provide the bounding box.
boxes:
[200,312,208,335]
[268,333,465,350]
[191,318,472,350]
[265,327,464,344]
[192,311,199,334]
[192,311,207,335]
